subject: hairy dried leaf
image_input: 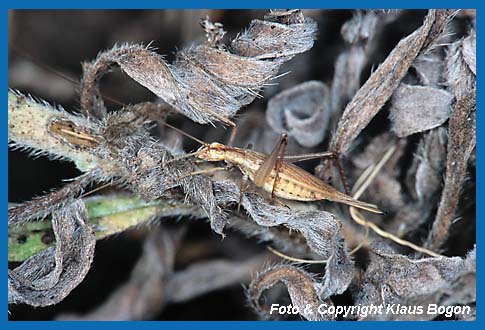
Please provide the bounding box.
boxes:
[446,29,476,99]
[329,11,400,127]
[414,128,448,203]
[98,114,228,234]
[461,29,476,75]
[424,26,477,251]
[388,128,447,236]
[390,84,453,137]
[330,10,453,154]
[81,10,317,124]
[354,243,475,320]
[8,200,96,307]
[266,81,330,147]
[8,172,95,227]
[232,10,316,60]
[330,47,365,118]
[166,255,267,303]
[247,264,330,321]
[214,181,354,297]
[228,215,314,258]
[426,91,475,251]
[57,227,183,320]
[412,52,445,87]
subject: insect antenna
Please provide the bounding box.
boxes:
[159,120,208,146]
[80,178,124,198]
[158,121,211,164]
[266,245,327,264]
[10,44,126,108]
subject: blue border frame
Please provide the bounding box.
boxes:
[3,0,481,328]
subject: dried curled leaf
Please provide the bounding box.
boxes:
[81,10,317,124]
[165,256,267,304]
[412,52,445,87]
[445,28,476,100]
[461,29,476,75]
[424,26,477,251]
[247,264,330,321]
[97,111,228,234]
[8,172,95,227]
[8,92,227,235]
[266,81,330,147]
[426,91,475,251]
[215,181,335,258]
[389,84,453,137]
[414,128,447,203]
[232,10,316,60]
[227,215,314,259]
[330,47,366,118]
[330,11,400,120]
[330,10,454,154]
[388,128,447,237]
[57,227,182,320]
[8,200,96,307]
[214,181,354,297]
[354,243,475,320]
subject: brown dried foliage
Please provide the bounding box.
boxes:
[8,9,475,320]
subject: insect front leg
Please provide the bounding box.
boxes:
[237,174,249,212]
[176,165,232,180]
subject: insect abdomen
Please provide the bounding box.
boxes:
[263,175,316,201]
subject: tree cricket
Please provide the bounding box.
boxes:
[165,122,383,214]
[9,44,381,215]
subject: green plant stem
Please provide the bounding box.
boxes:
[8,195,199,262]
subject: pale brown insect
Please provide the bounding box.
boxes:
[196,141,382,214]
[168,123,383,214]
